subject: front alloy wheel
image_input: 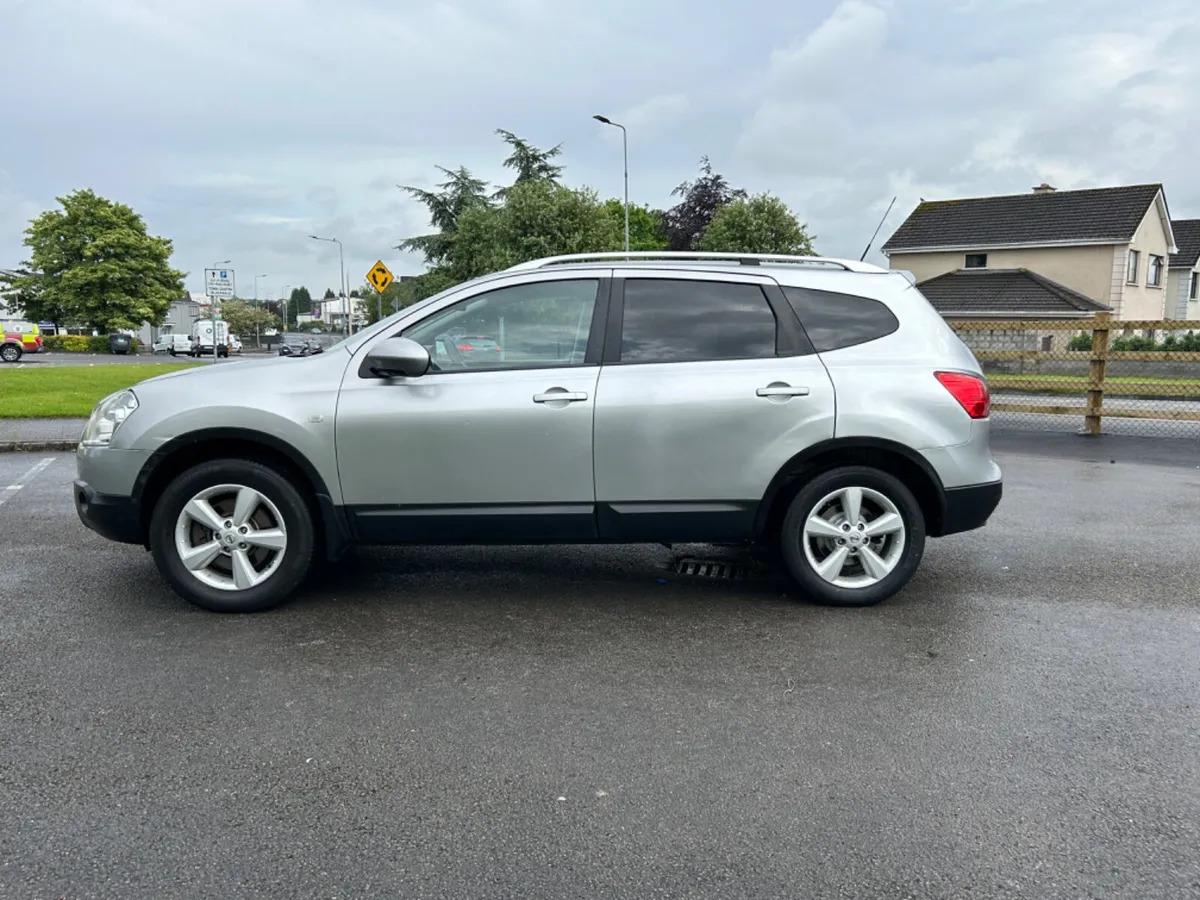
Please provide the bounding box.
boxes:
[175,484,289,592]
[150,460,314,612]
[780,466,925,607]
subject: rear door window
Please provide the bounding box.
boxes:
[618,279,778,364]
[781,287,899,352]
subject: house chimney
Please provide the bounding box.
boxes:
[1032,183,1056,194]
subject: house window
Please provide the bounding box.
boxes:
[964,253,987,269]
[1148,254,1163,287]
[1041,335,1053,352]
[1190,272,1198,300]
[1126,250,1140,284]
[189,305,200,317]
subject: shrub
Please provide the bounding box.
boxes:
[1110,335,1157,352]
[41,333,143,353]
[1068,332,1093,351]
[42,334,91,352]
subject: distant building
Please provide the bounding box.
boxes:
[1166,220,1200,320]
[883,183,1177,322]
[136,292,210,346]
[0,268,22,318]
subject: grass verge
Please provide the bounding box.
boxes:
[988,373,1200,386]
[0,363,199,418]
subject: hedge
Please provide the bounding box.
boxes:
[42,334,144,353]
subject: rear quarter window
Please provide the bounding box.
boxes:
[781,287,900,352]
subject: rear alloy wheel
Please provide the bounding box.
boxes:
[150,460,315,612]
[780,466,925,607]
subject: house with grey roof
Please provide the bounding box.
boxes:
[882,183,1177,322]
[915,268,1110,320]
[1166,219,1200,321]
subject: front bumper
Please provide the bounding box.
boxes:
[938,479,1003,536]
[74,480,142,545]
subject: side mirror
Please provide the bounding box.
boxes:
[363,336,430,378]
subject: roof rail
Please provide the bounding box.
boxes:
[505,251,890,274]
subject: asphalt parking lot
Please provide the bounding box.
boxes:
[1,437,1198,899]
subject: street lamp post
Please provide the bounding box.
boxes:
[281,285,291,333]
[252,274,268,346]
[209,259,233,364]
[593,115,629,252]
[309,235,347,337]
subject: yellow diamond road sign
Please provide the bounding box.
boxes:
[367,260,394,293]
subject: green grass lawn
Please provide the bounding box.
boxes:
[0,363,199,418]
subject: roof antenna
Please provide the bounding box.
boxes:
[860,196,897,261]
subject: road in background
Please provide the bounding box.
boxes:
[1,443,1197,899]
[11,353,254,367]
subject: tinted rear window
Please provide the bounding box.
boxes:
[782,287,899,352]
[620,279,778,364]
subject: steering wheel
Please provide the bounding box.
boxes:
[433,332,468,369]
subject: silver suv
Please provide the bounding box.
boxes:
[74,252,1002,613]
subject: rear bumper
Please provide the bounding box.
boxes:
[74,480,142,545]
[938,479,1002,536]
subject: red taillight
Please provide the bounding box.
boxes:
[936,371,989,419]
[457,344,474,351]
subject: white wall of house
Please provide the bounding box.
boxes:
[888,244,1117,305]
[1111,204,1174,320]
[1167,266,1199,320]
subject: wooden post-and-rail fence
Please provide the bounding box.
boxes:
[949,313,1200,435]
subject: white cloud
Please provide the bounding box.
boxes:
[620,95,691,138]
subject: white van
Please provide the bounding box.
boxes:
[152,333,193,355]
[190,319,231,358]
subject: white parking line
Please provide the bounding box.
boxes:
[0,457,57,507]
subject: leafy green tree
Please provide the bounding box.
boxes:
[323,288,336,300]
[286,286,313,325]
[602,200,668,251]
[398,166,491,265]
[449,180,622,280]
[698,193,815,255]
[663,157,746,251]
[219,298,279,337]
[8,189,184,331]
[493,129,564,199]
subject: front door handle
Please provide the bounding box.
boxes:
[533,390,588,404]
[756,384,810,397]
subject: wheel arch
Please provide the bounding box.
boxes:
[132,428,351,559]
[755,437,947,542]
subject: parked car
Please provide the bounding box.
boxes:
[452,334,502,361]
[152,334,193,356]
[1,320,43,361]
[73,251,1002,613]
[277,334,322,356]
[228,334,244,354]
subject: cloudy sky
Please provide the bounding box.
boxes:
[3,0,1199,300]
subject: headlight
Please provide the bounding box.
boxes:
[80,390,139,448]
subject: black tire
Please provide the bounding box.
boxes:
[149,459,315,613]
[1,343,22,363]
[779,466,925,607]
[168,348,176,356]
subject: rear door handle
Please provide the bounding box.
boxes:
[533,390,588,403]
[756,385,810,397]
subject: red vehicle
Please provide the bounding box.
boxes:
[1,320,42,363]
